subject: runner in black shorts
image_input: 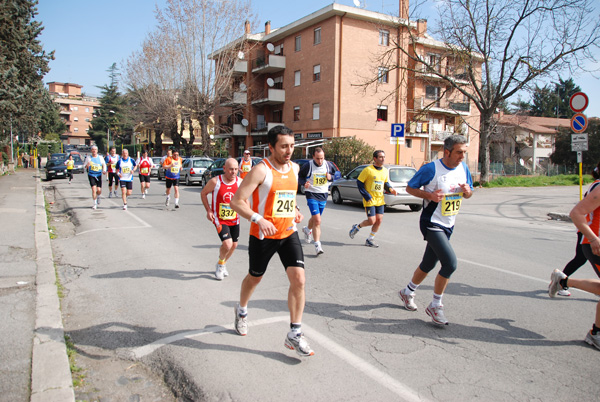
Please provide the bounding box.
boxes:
[231,125,314,357]
[248,234,304,277]
[200,158,243,280]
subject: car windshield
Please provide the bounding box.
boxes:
[193,160,212,168]
[152,158,161,164]
[72,155,82,162]
[389,168,416,183]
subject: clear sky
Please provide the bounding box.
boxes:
[35,0,599,118]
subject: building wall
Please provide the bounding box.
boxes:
[213,5,481,170]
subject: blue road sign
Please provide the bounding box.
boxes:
[571,113,588,133]
[391,124,405,137]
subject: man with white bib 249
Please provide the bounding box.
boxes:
[398,135,473,325]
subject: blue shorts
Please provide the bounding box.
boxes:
[306,198,327,216]
[365,205,385,217]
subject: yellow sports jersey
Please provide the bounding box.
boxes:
[357,164,389,207]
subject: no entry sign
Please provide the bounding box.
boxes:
[569,92,589,113]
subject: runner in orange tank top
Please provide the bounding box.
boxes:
[231,125,314,357]
[549,161,600,351]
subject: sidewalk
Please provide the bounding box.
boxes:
[0,168,74,401]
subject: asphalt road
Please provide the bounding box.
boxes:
[47,176,600,401]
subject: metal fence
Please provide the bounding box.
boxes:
[481,162,579,177]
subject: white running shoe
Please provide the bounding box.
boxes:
[142,194,146,199]
[426,303,448,325]
[123,205,127,210]
[365,239,379,248]
[302,226,313,244]
[145,189,149,195]
[108,192,112,198]
[215,263,225,280]
[557,288,571,296]
[92,204,97,210]
[223,266,229,277]
[234,304,248,336]
[165,197,170,207]
[399,289,418,311]
[315,244,324,255]
[284,332,314,357]
[349,224,360,239]
[113,191,118,197]
[585,330,600,351]
[549,269,567,298]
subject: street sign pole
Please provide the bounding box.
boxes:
[569,92,589,200]
[578,151,583,199]
[391,124,405,165]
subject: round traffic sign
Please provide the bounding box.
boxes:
[571,113,588,133]
[569,92,588,113]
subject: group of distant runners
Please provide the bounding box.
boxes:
[76,125,600,356]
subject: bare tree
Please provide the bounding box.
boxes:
[125,29,181,155]
[369,0,599,183]
[126,0,253,156]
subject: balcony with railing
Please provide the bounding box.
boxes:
[252,54,286,74]
[219,91,247,106]
[232,60,247,76]
[251,89,285,105]
[415,97,470,115]
[416,65,471,85]
[252,121,284,134]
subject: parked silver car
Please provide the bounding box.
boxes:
[330,164,422,211]
[150,157,162,177]
[180,157,213,185]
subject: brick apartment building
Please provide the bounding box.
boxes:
[48,82,100,146]
[212,2,481,170]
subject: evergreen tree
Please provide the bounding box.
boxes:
[89,63,134,151]
[530,77,581,118]
[0,0,54,143]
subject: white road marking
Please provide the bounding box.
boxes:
[76,198,152,236]
[302,323,428,402]
[459,258,590,295]
[130,315,428,402]
[130,315,289,359]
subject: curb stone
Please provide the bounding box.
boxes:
[30,176,75,402]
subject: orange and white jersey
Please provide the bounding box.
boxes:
[249,159,299,240]
[239,159,253,179]
[582,180,600,244]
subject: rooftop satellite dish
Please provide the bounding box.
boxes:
[266,78,275,87]
[237,51,245,60]
[241,119,249,127]
[266,43,275,52]
[239,83,247,91]
[353,0,361,7]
